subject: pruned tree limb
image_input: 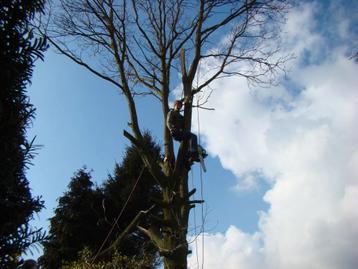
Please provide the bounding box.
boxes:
[95,205,155,258]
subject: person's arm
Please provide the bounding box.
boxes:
[166,110,175,132]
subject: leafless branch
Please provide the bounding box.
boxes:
[43,1,291,267]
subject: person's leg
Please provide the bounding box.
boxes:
[189,132,198,153]
[181,131,197,153]
[172,130,185,141]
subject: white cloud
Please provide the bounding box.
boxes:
[188,227,263,269]
[281,2,323,59]
[189,1,358,269]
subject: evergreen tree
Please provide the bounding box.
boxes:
[0,1,48,268]
[40,133,161,268]
[101,133,161,262]
[40,169,105,269]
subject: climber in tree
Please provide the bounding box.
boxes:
[167,100,207,163]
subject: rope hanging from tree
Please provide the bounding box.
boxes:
[91,166,146,264]
[190,97,206,269]
[197,98,205,269]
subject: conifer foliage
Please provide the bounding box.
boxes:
[0,0,48,267]
[101,133,161,262]
[40,169,105,268]
[40,134,161,268]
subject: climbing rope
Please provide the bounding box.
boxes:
[91,165,146,264]
[187,97,207,269]
[191,169,200,269]
[196,97,205,269]
[191,60,206,269]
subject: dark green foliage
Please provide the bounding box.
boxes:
[0,1,48,268]
[40,134,161,268]
[101,133,162,260]
[39,169,106,269]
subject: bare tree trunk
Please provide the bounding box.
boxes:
[162,174,190,269]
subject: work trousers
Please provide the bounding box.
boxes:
[172,130,198,153]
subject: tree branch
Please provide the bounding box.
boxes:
[47,36,122,89]
[95,205,155,259]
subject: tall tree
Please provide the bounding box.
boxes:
[0,1,48,268]
[44,1,290,268]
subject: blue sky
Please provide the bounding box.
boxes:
[26,1,358,268]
